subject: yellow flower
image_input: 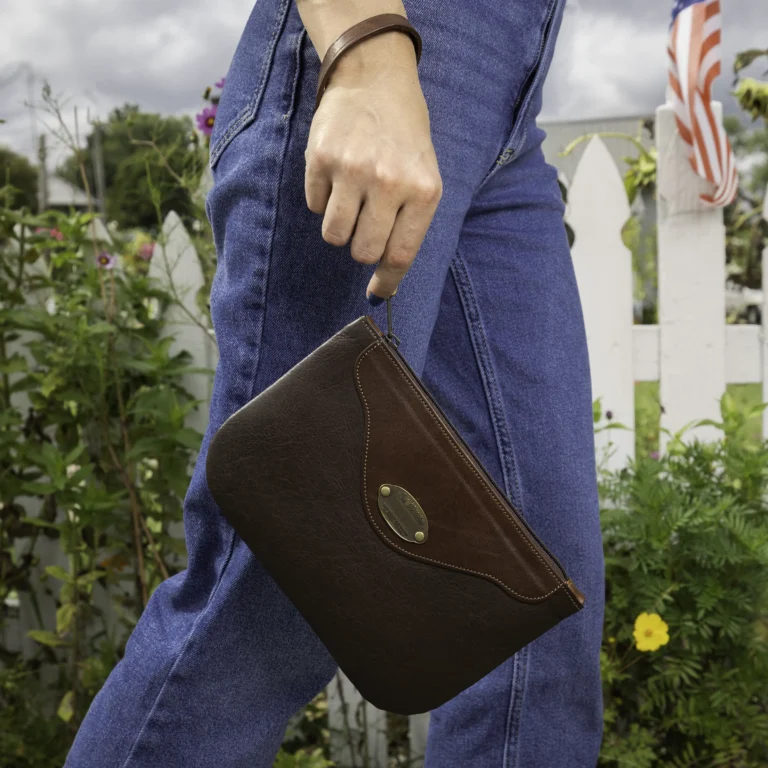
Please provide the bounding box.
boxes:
[633,612,669,652]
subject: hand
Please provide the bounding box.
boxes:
[304,30,443,303]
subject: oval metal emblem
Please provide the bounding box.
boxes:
[377,484,428,544]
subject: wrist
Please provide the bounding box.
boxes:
[330,29,419,82]
[297,0,408,59]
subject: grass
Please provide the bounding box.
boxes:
[634,381,763,457]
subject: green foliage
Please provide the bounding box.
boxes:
[734,78,768,124]
[622,146,657,207]
[55,104,207,232]
[273,748,334,768]
[598,393,768,766]
[0,201,205,758]
[0,146,38,213]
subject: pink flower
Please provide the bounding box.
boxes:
[196,104,217,136]
[215,77,226,89]
[96,251,116,270]
[138,242,154,261]
[34,227,64,241]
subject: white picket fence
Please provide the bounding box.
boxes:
[5,100,767,765]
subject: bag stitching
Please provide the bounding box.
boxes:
[356,322,578,610]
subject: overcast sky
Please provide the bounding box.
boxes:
[1,0,765,169]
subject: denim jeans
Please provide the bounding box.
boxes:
[65,0,604,765]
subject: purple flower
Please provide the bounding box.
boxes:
[196,104,217,136]
[605,410,614,421]
[96,251,116,270]
[138,242,154,261]
[649,451,660,460]
[215,77,226,89]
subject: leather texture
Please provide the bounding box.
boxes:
[206,315,585,715]
[314,13,423,114]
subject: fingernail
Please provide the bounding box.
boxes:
[366,292,385,307]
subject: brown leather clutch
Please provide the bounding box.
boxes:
[205,301,585,715]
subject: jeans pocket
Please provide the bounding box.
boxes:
[476,0,566,190]
[208,0,293,171]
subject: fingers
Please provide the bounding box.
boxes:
[321,181,363,246]
[366,183,441,300]
[304,133,442,300]
[349,187,400,268]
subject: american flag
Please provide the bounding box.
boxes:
[668,0,738,206]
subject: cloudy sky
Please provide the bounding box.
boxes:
[1,0,765,169]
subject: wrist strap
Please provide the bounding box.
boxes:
[314,13,423,115]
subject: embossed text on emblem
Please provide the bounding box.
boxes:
[377,484,428,544]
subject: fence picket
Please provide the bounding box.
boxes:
[408,712,430,766]
[327,671,388,768]
[656,103,727,445]
[152,212,218,440]
[567,136,635,468]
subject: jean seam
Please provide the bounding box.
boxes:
[246,25,306,391]
[448,251,524,513]
[473,0,563,196]
[502,644,529,768]
[449,250,530,765]
[209,0,292,170]
[118,529,239,768]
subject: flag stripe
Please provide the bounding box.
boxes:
[668,0,738,206]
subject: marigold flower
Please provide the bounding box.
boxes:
[633,612,669,652]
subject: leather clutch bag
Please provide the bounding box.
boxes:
[205,300,585,715]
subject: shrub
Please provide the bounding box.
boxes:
[0,204,204,765]
[599,394,768,766]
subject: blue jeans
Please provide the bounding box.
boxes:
[65,0,604,765]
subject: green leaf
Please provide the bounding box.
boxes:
[64,444,86,467]
[85,321,116,336]
[76,570,107,586]
[27,629,67,647]
[20,516,60,531]
[56,603,76,634]
[45,564,74,583]
[624,170,638,205]
[21,481,58,495]
[0,353,28,374]
[720,391,737,420]
[173,427,202,451]
[40,372,64,399]
[126,436,168,460]
[57,690,74,722]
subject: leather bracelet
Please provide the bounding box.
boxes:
[314,13,423,115]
